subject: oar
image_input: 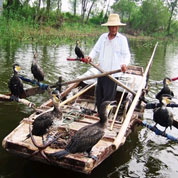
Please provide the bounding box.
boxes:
[112,42,159,150]
[89,62,137,96]
[67,58,136,95]
[51,69,121,87]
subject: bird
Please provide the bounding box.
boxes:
[8,63,25,101]
[31,53,44,82]
[75,40,84,59]
[153,96,174,133]
[49,100,116,160]
[25,89,62,143]
[155,77,174,101]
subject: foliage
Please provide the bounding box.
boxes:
[0,0,178,40]
[112,0,137,24]
[88,10,106,25]
[139,0,169,34]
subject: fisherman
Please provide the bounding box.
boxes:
[85,13,131,112]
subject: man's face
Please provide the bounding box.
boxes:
[108,26,119,36]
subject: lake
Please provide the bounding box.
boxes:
[0,37,178,178]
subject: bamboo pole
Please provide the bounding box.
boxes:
[0,94,35,109]
[112,42,159,150]
[89,62,137,96]
[110,88,126,131]
[32,82,96,119]
[51,69,122,87]
[60,82,96,106]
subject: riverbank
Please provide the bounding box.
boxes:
[0,17,175,46]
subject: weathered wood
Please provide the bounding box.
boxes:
[110,88,126,130]
[2,65,147,174]
[113,42,158,149]
[58,69,122,86]
[0,94,35,108]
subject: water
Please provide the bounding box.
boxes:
[0,38,178,178]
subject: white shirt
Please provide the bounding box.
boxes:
[89,32,131,77]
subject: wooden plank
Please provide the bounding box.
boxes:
[113,42,158,149]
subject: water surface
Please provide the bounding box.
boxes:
[0,38,178,178]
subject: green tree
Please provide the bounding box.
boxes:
[69,0,78,16]
[112,0,137,25]
[139,0,169,34]
[164,0,178,35]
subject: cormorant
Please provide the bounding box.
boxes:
[153,96,174,133]
[75,40,84,59]
[31,53,44,82]
[25,90,62,143]
[156,77,174,100]
[49,100,116,160]
[8,63,25,101]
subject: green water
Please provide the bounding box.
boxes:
[0,38,178,178]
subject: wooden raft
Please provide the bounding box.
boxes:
[2,65,146,174]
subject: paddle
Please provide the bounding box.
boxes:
[67,58,137,96]
[51,68,122,87]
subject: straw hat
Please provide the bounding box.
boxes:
[101,14,126,26]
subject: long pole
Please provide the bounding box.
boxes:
[57,69,121,86]
[112,42,159,150]
[89,62,137,96]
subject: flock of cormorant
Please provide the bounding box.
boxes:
[7,41,178,161]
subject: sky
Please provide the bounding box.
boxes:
[61,0,115,13]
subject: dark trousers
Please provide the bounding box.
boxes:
[96,76,117,112]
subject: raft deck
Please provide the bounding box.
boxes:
[2,65,147,174]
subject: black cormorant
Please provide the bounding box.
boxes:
[49,100,116,160]
[8,63,25,101]
[75,40,84,59]
[31,53,44,82]
[156,77,174,100]
[153,96,173,133]
[25,90,62,143]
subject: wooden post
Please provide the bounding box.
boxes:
[112,42,159,150]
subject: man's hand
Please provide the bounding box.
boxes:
[84,56,92,64]
[121,64,127,73]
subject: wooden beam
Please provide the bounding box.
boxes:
[0,94,36,109]
[112,42,159,150]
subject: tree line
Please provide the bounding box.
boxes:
[1,0,178,37]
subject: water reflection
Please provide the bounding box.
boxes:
[0,39,178,178]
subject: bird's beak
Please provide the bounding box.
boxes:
[52,94,60,103]
[162,96,171,105]
[166,79,171,85]
[106,101,117,114]
[15,66,21,72]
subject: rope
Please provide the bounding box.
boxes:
[19,75,49,90]
[142,120,178,142]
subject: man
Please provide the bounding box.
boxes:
[85,13,131,112]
